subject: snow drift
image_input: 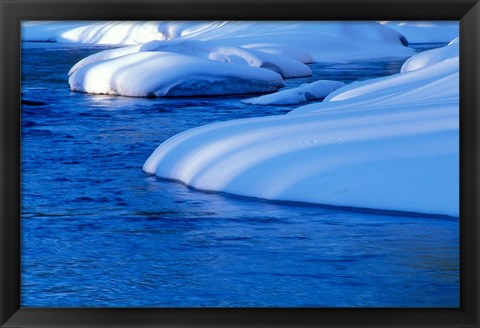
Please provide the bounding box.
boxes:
[66,21,415,97]
[68,39,312,81]
[67,39,308,97]
[22,21,165,45]
[379,21,459,44]
[25,21,414,61]
[68,51,284,97]
[144,42,459,217]
[400,38,458,73]
[242,80,346,106]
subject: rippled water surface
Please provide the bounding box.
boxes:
[21,42,458,307]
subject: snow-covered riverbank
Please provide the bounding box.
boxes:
[144,40,459,217]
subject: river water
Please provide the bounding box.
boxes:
[20,42,458,307]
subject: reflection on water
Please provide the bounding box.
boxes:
[21,42,458,307]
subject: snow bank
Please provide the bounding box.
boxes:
[66,20,416,97]
[22,21,165,45]
[201,21,415,61]
[400,40,459,73]
[68,38,318,96]
[290,41,459,114]
[242,80,346,106]
[69,51,284,97]
[69,40,311,79]
[144,42,459,217]
[22,22,92,42]
[380,21,459,43]
[241,43,313,64]
[24,21,414,61]
[290,60,459,113]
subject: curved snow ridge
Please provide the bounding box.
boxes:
[69,51,284,97]
[68,40,311,79]
[379,21,459,43]
[144,43,459,216]
[242,80,346,106]
[291,53,458,115]
[68,39,315,97]
[22,22,95,42]
[400,40,459,73]
[144,101,458,217]
[448,37,459,45]
[136,40,314,78]
[22,21,165,45]
[24,21,414,60]
[68,44,143,76]
[198,21,415,61]
[138,40,311,78]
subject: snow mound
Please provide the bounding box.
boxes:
[380,21,459,43]
[141,40,311,78]
[69,51,284,97]
[22,22,94,42]
[242,80,346,106]
[68,38,323,96]
[289,42,459,114]
[69,40,311,79]
[22,21,165,45]
[144,44,459,217]
[400,40,459,73]
[24,21,414,61]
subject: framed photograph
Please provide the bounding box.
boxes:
[1,0,479,327]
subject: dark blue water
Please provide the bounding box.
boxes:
[20,42,458,307]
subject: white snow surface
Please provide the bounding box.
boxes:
[69,51,284,97]
[292,41,459,114]
[24,21,415,61]
[379,21,459,43]
[22,21,165,45]
[242,80,346,106]
[69,40,312,79]
[400,40,459,73]
[144,44,459,217]
[66,20,417,97]
[68,39,318,96]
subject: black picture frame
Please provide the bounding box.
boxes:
[1,0,479,327]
